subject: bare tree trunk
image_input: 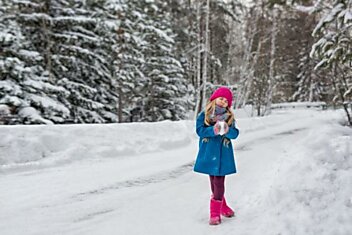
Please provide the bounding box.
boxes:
[42,1,53,81]
[242,38,263,109]
[202,0,210,109]
[194,0,203,119]
[235,5,261,109]
[308,74,314,102]
[264,7,279,116]
[149,80,156,122]
[117,86,123,122]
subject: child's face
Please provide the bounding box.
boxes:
[215,97,228,108]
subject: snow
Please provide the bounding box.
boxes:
[0,104,10,115]
[145,25,175,43]
[18,49,42,61]
[27,94,70,116]
[23,78,68,94]
[18,106,53,125]
[271,101,326,109]
[344,87,352,97]
[0,120,193,167]
[12,0,39,8]
[54,16,95,24]
[295,5,315,13]
[132,10,143,20]
[0,109,351,235]
[312,4,344,36]
[52,31,99,43]
[19,13,52,22]
[343,10,352,24]
[103,19,120,30]
[0,95,23,106]
[0,31,16,43]
[0,80,22,95]
[314,58,328,70]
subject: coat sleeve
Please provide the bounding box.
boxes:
[196,112,217,138]
[224,120,239,139]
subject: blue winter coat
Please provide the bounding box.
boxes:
[194,111,239,176]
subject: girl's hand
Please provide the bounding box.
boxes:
[213,122,221,135]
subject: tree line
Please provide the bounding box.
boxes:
[0,0,351,125]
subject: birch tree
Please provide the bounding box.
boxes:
[264,7,280,115]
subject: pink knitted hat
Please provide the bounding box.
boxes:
[209,87,233,107]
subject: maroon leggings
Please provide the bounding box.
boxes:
[209,175,225,200]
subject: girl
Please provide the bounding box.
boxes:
[194,86,239,225]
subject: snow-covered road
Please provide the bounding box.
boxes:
[1,109,351,235]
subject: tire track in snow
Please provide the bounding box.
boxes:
[73,209,115,223]
[71,162,194,202]
[70,127,306,203]
[235,127,306,151]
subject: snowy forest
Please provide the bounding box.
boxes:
[0,0,351,125]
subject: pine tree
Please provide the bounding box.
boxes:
[137,0,189,121]
[103,0,146,122]
[0,1,70,124]
[48,0,117,123]
[310,0,352,125]
[311,0,352,69]
[162,0,197,114]
[293,48,326,102]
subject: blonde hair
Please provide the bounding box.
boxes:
[204,99,234,126]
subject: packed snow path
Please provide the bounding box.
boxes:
[1,109,351,235]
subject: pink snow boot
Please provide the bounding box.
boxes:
[221,197,235,217]
[209,198,222,225]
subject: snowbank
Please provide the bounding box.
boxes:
[0,120,195,168]
[0,107,303,169]
[265,112,352,234]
